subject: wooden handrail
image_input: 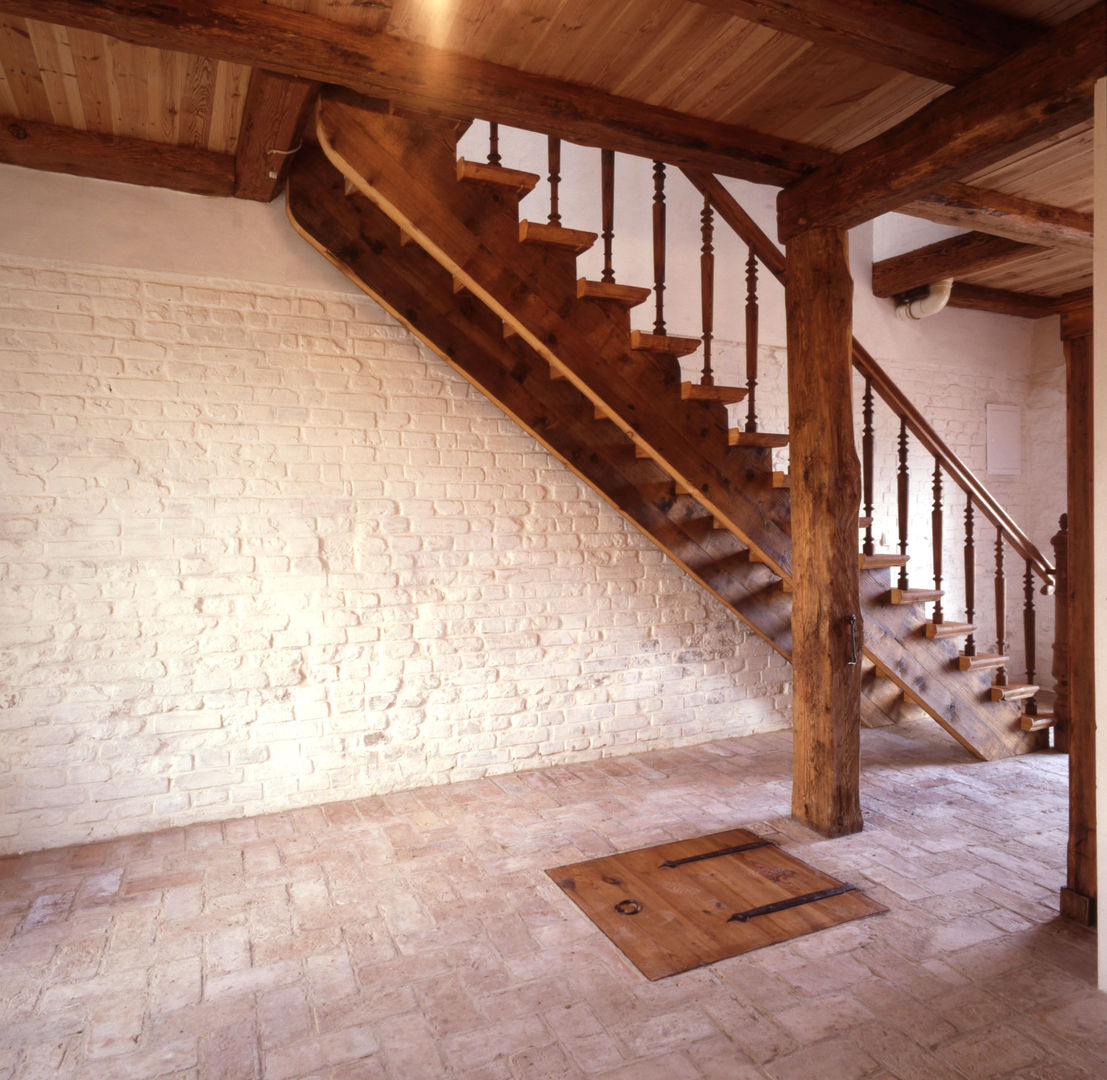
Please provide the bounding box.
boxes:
[684,165,1055,588]
[852,341,1053,585]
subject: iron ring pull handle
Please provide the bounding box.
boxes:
[846,613,858,666]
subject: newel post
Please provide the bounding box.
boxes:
[784,225,863,838]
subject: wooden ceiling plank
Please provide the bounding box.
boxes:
[234,68,319,202]
[27,21,83,128]
[0,112,235,194]
[905,182,1093,251]
[178,53,217,149]
[872,231,1044,298]
[776,2,1106,240]
[0,16,53,119]
[67,26,113,134]
[696,0,1041,85]
[946,283,1058,319]
[0,0,831,185]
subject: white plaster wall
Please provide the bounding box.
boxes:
[0,164,794,855]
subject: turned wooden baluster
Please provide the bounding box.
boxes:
[744,251,759,433]
[547,136,561,226]
[600,148,615,284]
[1052,514,1070,751]
[861,378,874,557]
[700,194,715,386]
[652,162,666,335]
[897,417,909,590]
[994,530,1007,687]
[487,122,502,167]
[963,498,976,657]
[1023,558,1037,711]
[931,458,944,624]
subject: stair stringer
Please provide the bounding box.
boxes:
[316,93,795,579]
[299,107,1045,761]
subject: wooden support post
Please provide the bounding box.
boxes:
[785,226,863,838]
[1060,308,1096,926]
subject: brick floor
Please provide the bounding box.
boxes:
[1,720,1102,1079]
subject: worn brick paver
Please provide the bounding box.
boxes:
[0,720,1100,1078]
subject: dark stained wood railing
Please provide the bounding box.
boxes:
[932,458,944,623]
[547,136,561,226]
[652,161,666,335]
[897,418,910,591]
[964,499,977,656]
[744,251,760,432]
[685,162,1055,602]
[994,530,1008,687]
[487,121,501,166]
[700,194,715,386]
[862,378,875,557]
[600,148,615,284]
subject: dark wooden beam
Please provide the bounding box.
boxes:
[0,0,829,186]
[906,183,1094,251]
[696,0,1039,84]
[777,2,1105,240]
[0,114,234,196]
[234,69,319,202]
[872,231,1042,298]
[786,225,863,838]
[1060,312,1096,925]
[946,283,1058,319]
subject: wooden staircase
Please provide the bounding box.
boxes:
[287,94,1045,761]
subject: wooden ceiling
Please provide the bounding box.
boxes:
[0,0,1099,317]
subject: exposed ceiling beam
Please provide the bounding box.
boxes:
[0,0,829,186]
[696,0,1039,84]
[0,114,234,196]
[777,2,1105,241]
[904,183,1093,251]
[946,283,1059,319]
[872,231,1043,298]
[234,70,319,202]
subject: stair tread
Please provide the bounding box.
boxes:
[860,552,909,570]
[771,471,789,489]
[682,382,748,404]
[577,279,652,307]
[457,158,539,194]
[958,652,1008,671]
[519,219,597,253]
[990,682,1039,702]
[630,330,702,357]
[1020,713,1056,731]
[890,587,943,605]
[729,430,789,448]
[926,621,975,639]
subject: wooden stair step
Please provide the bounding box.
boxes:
[860,552,909,570]
[729,430,789,449]
[457,158,539,194]
[577,279,652,308]
[925,621,975,640]
[889,587,943,605]
[771,471,790,489]
[990,682,1039,703]
[958,652,1007,671]
[519,219,597,254]
[1020,712,1056,732]
[681,381,748,405]
[630,331,702,358]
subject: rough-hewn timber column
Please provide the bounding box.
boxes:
[1060,305,1096,925]
[785,226,864,837]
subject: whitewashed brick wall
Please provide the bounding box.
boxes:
[0,255,793,855]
